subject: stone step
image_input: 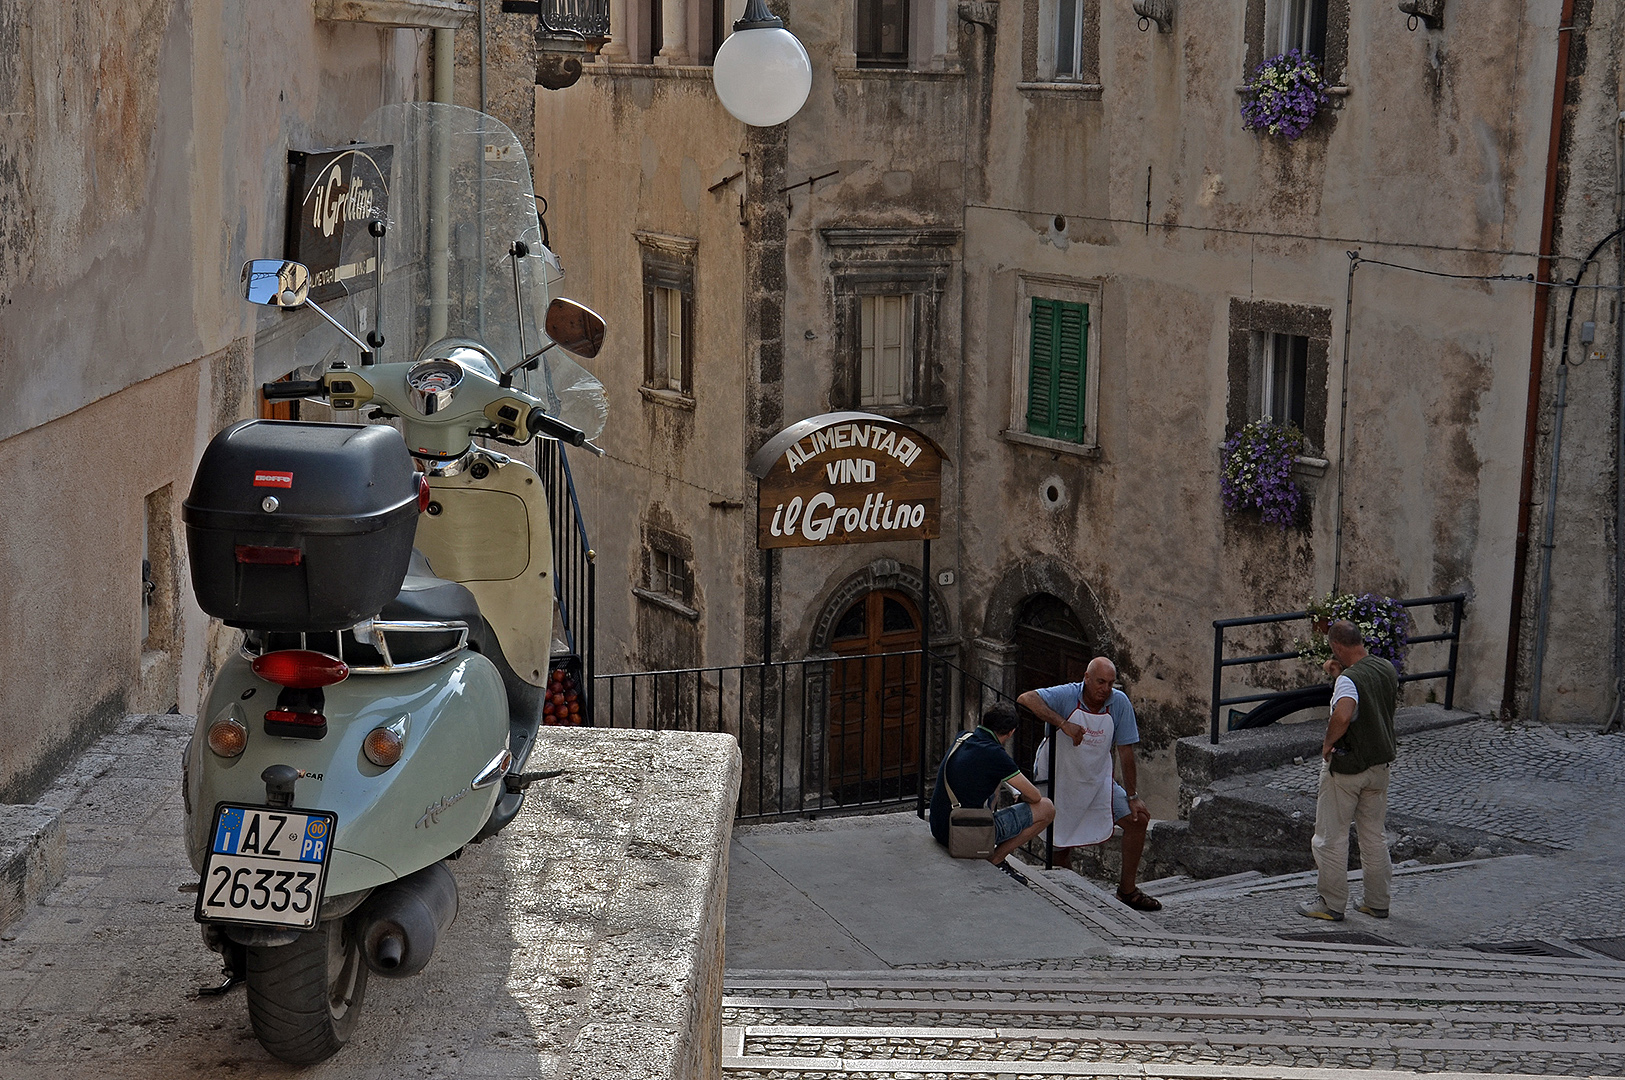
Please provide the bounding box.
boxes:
[1154,855,1533,905]
[0,804,63,934]
[723,994,1625,1026]
[1143,870,1264,897]
[722,1023,1619,1077]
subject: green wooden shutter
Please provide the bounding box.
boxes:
[1054,302,1087,442]
[1027,298,1088,442]
[1027,298,1056,437]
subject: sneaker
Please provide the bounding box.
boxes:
[1296,896,1345,921]
[995,860,1030,886]
[1356,899,1389,919]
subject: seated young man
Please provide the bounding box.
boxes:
[928,702,1056,884]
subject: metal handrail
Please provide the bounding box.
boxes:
[1209,593,1467,744]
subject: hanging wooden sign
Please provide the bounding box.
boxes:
[748,412,947,550]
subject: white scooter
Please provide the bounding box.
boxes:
[179,102,605,1063]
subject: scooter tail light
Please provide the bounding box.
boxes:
[416,474,432,513]
[252,650,349,688]
[206,717,248,757]
[363,725,406,767]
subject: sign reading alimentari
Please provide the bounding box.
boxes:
[748,413,947,550]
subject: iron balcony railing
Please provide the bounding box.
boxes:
[501,0,610,40]
[1209,593,1467,744]
[536,439,595,714]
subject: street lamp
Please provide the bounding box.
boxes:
[711,0,812,127]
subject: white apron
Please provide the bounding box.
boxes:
[1042,704,1117,848]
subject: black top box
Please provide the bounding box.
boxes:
[183,420,421,632]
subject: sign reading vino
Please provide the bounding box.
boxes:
[748,413,946,550]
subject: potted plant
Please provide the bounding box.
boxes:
[1297,592,1410,674]
[1240,49,1330,140]
[1220,419,1306,528]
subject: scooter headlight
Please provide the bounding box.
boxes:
[207,716,248,758]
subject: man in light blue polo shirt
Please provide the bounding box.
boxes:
[1017,657,1161,911]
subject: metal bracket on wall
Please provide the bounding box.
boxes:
[1398,0,1444,30]
[779,170,840,216]
[1132,0,1174,33]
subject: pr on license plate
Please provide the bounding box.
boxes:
[195,804,336,930]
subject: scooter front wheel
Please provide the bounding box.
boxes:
[245,917,369,1064]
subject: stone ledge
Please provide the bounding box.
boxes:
[0,803,63,933]
[1176,703,1479,788]
[314,0,473,29]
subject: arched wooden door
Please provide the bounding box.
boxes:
[827,589,921,802]
[1011,594,1093,775]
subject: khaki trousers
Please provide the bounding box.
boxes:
[1310,760,1392,913]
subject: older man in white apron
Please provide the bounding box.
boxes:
[1017,657,1161,912]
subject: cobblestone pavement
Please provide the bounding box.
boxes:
[1257,721,1623,850]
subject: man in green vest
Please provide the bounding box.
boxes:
[1297,619,1399,922]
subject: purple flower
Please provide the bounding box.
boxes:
[1240,50,1329,140]
[1221,419,1305,529]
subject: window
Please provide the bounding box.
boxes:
[823,226,958,416]
[652,285,685,392]
[1026,298,1087,441]
[634,519,699,621]
[1007,275,1102,453]
[1226,299,1331,449]
[650,548,691,601]
[1028,0,1099,85]
[856,0,909,68]
[860,294,910,406]
[1256,332,1308,430]
[637,231,697,401]
[1275,0,1327,57]
[1044,0,1085,80]
[1245,0,1345,83]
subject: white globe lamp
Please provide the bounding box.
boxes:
[712,0,813,127]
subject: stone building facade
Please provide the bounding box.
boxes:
[532,0,1625,759]
[0,0,466,801]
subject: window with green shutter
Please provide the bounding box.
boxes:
[1027,297,1088,442]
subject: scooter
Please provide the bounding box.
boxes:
[178,102,606,1064]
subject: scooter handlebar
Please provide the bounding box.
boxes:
[525,409,587,446]
[261,379,328,401]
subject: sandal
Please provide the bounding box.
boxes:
[1116,887,1162,912]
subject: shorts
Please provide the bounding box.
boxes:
[993,801,1034,846]
[1111,782,1130,823]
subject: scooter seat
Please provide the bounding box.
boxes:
[380,550,484,625]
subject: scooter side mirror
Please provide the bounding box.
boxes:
[543,297,606,360]
[242,260,312,308]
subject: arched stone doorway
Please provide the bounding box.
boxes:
[826,588,922,802]
[1009,593,1095,771]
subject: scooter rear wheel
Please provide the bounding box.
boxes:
[244,917,369,1064]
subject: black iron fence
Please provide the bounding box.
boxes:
[1209,593,1466,744]
[536,440,595,710]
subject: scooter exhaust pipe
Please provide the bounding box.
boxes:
[356,861,458,978]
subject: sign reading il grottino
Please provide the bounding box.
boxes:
[748,413,947,550]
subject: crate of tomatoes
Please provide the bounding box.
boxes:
[544,655,587,726]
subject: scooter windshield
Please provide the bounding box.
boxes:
[255,102,607,441]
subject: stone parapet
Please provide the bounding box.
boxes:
[0,804,62,933]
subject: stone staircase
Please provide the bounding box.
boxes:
[721,862,1625,1079]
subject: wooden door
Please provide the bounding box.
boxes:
[1011,596,1093,776]
[827,590,921,800]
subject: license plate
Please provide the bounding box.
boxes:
[195,804,337,930]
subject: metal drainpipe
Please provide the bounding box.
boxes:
[1504,0,1577,719]
[429,28,454,342]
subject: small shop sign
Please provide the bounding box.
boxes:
[748,412,946,550]
[286,144,393,303]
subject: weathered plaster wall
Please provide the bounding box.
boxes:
[0,0,431,799]
[1513,0,1625,722]
[951,0,1556,739]
[536,66,754,676]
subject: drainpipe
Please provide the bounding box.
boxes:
[430,28,455,341]
[1610,112,1625,733]
[1504,0,1576,719]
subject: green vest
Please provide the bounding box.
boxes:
[1331,654,1398,774]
